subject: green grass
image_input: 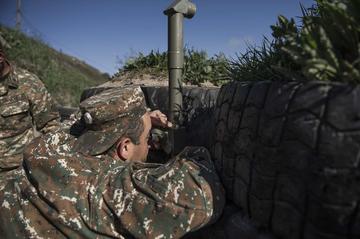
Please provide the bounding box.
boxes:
[115,48,230,86]
[1,25,108,106]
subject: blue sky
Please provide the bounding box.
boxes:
[0,0,315,75]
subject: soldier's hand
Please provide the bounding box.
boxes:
[149,129,172,154]
[149,110,173,129]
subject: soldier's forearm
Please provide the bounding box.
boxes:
[38,118,60,134]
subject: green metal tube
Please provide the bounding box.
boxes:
[168,13,184,125]
[164,0,196,154]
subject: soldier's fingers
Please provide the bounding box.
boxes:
[159,115,167,122]
[150,110,162,117]
[166,121,173,128]
[152,118,173,128]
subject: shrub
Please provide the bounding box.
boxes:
[230,0,360,83]
[116,48,230,86]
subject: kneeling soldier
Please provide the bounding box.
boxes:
[0,47,59,173]
[0,86,225,239]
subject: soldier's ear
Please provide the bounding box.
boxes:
[117,137,134,161]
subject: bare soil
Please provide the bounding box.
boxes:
[110,72,217,88]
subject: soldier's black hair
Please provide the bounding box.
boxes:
[123,115,145,145]
[104,114,145,156]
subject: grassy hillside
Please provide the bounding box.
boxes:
[0,25,108,106]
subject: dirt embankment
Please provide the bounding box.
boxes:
[111,71,218,88]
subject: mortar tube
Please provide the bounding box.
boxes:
[164,0,196,155]
[167,13,184,154]
[168,13,184,126]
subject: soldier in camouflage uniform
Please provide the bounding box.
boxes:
[0,48,60,173]
[0,86,225,238]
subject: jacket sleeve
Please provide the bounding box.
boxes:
[105,146,225,239]
[21,135,225,238]
[22,70,60,133]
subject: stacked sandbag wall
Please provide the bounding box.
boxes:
[212,81,360,239]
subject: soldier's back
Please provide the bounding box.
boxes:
[0,66,59,172]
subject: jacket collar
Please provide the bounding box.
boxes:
[0,62,19,96]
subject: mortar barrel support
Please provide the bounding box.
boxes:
[168,13,184,125]
[164,0,196,153]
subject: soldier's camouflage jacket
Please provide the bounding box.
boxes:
[0,128,225,238]
[0,66,59,172]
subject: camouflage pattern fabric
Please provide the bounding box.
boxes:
[0,129,225,238]
[0,65,60,172]
[73,86,148,156]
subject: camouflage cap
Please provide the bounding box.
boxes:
[73,86,147,156]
